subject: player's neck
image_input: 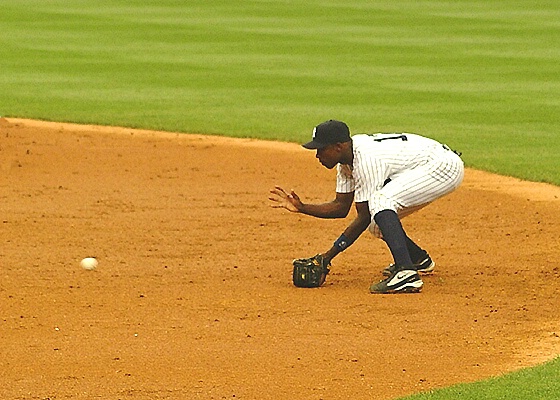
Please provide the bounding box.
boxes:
[339,141,354,165]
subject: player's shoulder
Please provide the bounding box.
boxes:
[350,133,373,145]
[352,132,430,142]
[351,133,371,140]
[350,133,388,151]
[351,132,406,140]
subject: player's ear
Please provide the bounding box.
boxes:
[335,141,349,152]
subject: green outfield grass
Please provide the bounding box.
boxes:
[1,0,559,184]
[399,356,560,400]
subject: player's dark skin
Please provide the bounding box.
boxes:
[269,140,371,264]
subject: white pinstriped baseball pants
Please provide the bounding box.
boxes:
[368,146,464,238]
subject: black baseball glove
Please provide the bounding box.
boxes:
[292,254,331,288]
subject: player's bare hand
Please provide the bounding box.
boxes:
[269,186,302,213]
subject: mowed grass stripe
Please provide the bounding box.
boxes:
[1,1,559,183]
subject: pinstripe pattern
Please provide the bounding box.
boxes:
[336,133,464,236]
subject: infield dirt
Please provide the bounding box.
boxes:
[1,118,559,399]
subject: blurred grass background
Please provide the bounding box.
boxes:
[1,1,559,183]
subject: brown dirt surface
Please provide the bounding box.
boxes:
[1,118,559,400]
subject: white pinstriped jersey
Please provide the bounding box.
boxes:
[336,133,464,212]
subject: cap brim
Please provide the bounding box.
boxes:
[302,140,328,149]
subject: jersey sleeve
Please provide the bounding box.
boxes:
[336,164,355,193]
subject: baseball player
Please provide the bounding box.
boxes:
[269,120,464,293]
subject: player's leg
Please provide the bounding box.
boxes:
[367,196,423,294]
[368,205,434,275]
[396,206,432,265]
[368,152,463,293]
[382,151,464,209]
[373,151,463,281]
[373,209,413,268]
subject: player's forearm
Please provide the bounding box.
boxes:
[323,204,371,262]
[299,201,349,219]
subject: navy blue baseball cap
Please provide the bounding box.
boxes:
[302,120,351,149]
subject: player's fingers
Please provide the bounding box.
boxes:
[270,189,289,200]
[273,186,287,194]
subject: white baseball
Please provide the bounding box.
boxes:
[80,257,98,270]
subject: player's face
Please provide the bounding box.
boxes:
[316,144,341,169]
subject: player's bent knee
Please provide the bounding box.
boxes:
[368,192,399,216]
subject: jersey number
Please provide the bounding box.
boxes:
[372,134,408,142]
